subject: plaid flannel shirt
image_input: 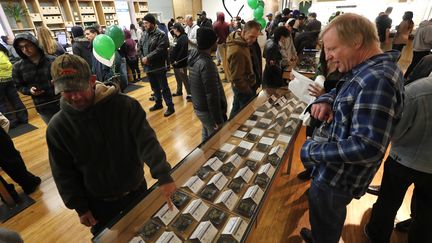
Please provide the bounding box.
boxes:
[301,51,405,198]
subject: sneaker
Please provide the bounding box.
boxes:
[22,176,42,194]
[297,170,312,180]
[366,185,380,196]
[149,104,163,111]
[300,228,313,243]
[395,218,412,232]
[172,92,183,97]
[164,107,175,117]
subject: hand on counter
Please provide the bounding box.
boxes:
[159,182,177,210]
[79,211,98,227]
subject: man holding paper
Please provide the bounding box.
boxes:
[299,13,404,243]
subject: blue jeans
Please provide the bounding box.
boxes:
[229,86,255,119]
[147,71,173,107]
[194,110,216,142]
[0,81,28,126]
[308,179,353,243]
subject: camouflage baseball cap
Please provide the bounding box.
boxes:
[51,54,91,94]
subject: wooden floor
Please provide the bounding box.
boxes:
[0,45,414,242]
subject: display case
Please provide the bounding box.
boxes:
[92,89,306,243]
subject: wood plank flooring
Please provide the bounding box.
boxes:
[1,48,414,242]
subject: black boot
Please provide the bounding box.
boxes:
[164,106,175,117]
[149,103,163,112]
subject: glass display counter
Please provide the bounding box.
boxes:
[93,88,306,243]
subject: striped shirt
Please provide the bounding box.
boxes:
[301,51,405,198]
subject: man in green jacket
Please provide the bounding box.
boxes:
[46,54,176,235]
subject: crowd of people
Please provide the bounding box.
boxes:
[0,6,432,243]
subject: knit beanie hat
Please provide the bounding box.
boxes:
[71,26,84,38]
[143,14,156,25]
[197,27,217,50]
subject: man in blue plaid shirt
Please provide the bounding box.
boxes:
[299,14,404,243]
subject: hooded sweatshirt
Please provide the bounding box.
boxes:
[124,30,137,59]
[188,49,227,124]
[47,82,173,215]
[12,33,60,113]
[213,12,230,44]
[226,31,256,93]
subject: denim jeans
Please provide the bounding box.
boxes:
[229,86,255,119]
[367,156,432,243]
[194,110,217,142]
[173,67,191,95]
[0,81,28,125]
[308,179,353,243]
[147,70,173,107]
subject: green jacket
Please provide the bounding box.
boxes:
[0,51,12,81]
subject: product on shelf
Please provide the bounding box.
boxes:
[205,207,228,227]
[172,214,194,232]
[244,160,258,172]
[219,163,235,176]
[227,178,244,194]
[171,191,191,209]
[196,167,212,180]
[138,219,162,240]
[155,231,182,243]
[217,217,248,243]
[213,151,228,161]
[268,145,284,166]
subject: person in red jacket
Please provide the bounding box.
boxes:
[213,12,230,76]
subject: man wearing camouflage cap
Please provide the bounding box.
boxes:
[46,54,177,235]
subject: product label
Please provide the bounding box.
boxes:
[207,172,229,190]
[269,145,284,158]
[277,134,291,143]
[244,120,257,127]
[253,111,265,117]
[215,189,239,211]
[183,176,205,194]
[249,128,265,136]
[247,151,265,162]
[204,157,223,171]
[242,185,264,204]
[233,130,247,138]
[129,236,145,243]
[259,137,275,146]
[222,217,247,241]
[260,118,273,125]
[263,101,272,108]
[183,199,209,221]
[220,143,235,153]
[238,141,254,150]
[268,107,278,116]
[155,231,181,243]
[234,167,254,183]
[190,221,218,243]
[154,204,179,226]
[258,163,276,178]
[226,154,242,168]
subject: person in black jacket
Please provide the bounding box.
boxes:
[188,27,227,142]
[12,33,60,124]
[197,11,212,28]
[47,54,177,236]
[138,14,175,117]
[71,26,92,69]
[171,23,191,101]
[263,26,290,88]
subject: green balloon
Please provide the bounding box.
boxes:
[247,0,259,9]
[106,25,125,49]
[254,5,264,19]
[93,34,115,60]
[256,18,266,30]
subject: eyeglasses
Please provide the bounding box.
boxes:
[17,43,34,50]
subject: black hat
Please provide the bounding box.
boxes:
[197,27,217,50]
[197,11,207,16]
[143,14,156,25]
[71,26,84,38]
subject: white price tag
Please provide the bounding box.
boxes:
[258,163,276,178]
[249,128,265,136]
[254,111,265,117]
[220,143,235,153]
[259,137,275,146]
[244,120,257,127]
[269,107,278,116]
[183,176,205,194]
[263,101,272,108]
[204,157,223,171]
[183,199,209,221]
[215,189,239,211]
[190,221,218,243]
[154,204,179,226]
[207,172,229,190]
[260,118,272,125]
[291,113,300,119]
[276,112,288,121]
[238,141,254,150]
[129,236,145,243]
[269,95,278,102]
[155,231,181,243]
[233,130,247,138]
[226,154,242,168]
[242,185,264,204]
[222,217,248,242]
[269,145,284,158]
[247,151,265,162]
[234,167,254,183]
[277,134,292,143]
[268,123,282,132]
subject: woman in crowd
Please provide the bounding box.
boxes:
[262,26,291,88]
[124,30,141,83]
[0,43,28,128]
[392,11,414,52]
[129,24,139,43]
[37,26,65,56]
